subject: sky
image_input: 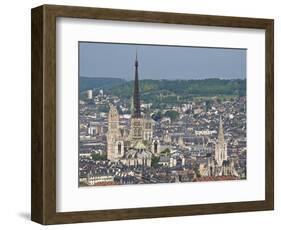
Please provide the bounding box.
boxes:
[79,42,246,80]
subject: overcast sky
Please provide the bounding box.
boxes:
[79,42,246,80]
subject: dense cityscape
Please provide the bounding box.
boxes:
[79,55,247,187]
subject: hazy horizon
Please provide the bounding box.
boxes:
[79,42,246,80]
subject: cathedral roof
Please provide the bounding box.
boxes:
[123,147,152,159]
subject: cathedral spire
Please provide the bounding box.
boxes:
[218,115,225,143]
[215,115,227,166]
[132,50,141,118]
[135,50,138,67]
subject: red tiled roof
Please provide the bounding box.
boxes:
[195,175,238,182]
[93,182,116,186]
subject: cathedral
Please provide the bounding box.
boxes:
[106,53,160,167]
[200,116,238,177]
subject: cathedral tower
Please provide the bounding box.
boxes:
[107,104,124,160]
[215,116,227,166]
[130,52,143,141]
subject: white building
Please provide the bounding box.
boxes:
[86,89,93,99]
[195,130,217,136]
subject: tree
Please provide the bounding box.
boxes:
[151,155,160,167]
[151,111,162,121]
[97,104,109,113]
[164,110,179,121]
[91,153,107,161]
[161,148,170,155]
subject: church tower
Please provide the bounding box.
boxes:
[130,52,143,141]
[107,104,124,161]
[215,116,227,166]
[143,111,153,141]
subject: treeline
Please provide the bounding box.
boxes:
[108,78,246,99]
[80,76,125,92]
[79,77,246,106]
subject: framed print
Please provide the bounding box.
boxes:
[31,4,274,225]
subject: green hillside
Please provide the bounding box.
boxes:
[80,77,246,106]
[79,76,125,92]
[108,78,246,100]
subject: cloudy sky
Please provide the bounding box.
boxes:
[79,42,246,80]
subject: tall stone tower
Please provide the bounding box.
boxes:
[130,52,143,141]
[143,111,153,141]
[215,116,227,166]
[107,104,124,160]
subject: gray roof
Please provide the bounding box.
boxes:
[123,148,152,159]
